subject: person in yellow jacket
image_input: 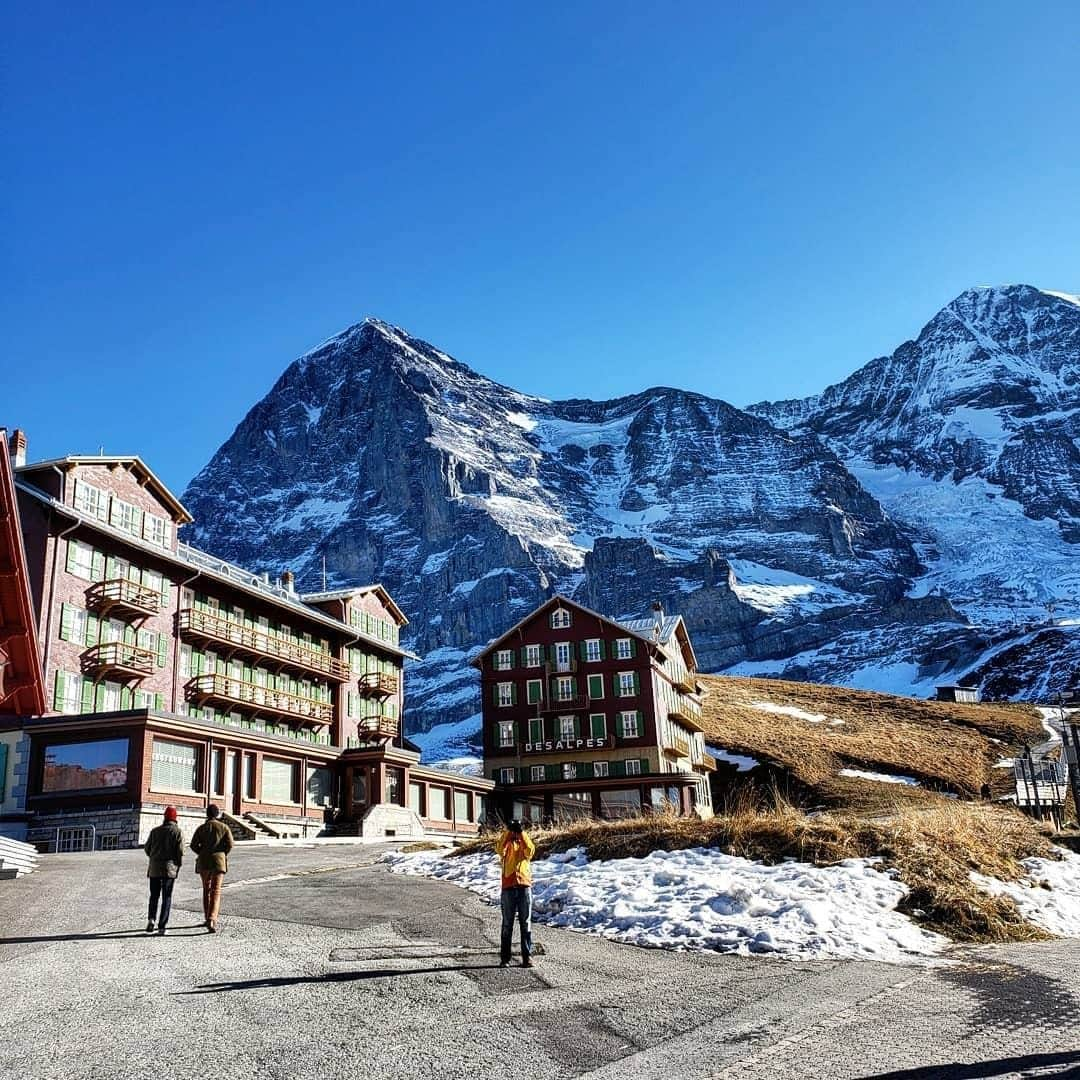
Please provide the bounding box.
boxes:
[498,819,536,967]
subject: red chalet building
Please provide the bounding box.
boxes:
[0,430,490,850]
[475,595,716,823]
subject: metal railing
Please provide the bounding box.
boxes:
[55,825,96,853]
[185,673,334,725]
[86,578,162,615]
[81,641,156,676]
[178,607,349,680]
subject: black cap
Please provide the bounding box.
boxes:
[508,819,523,832]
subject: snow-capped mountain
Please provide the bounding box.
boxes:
[182,285,1080,737]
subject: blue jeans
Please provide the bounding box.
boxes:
[148,877,175,928]
[500,885,533,961]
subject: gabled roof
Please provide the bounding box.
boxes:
[300,584,409,626]
[472,594,672,667]
[0,431,47,716]
[18,455,193,524]
[617,614,698,671]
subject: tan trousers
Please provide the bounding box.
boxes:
[199,870,224,926]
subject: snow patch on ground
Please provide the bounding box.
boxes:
[839,768,920,787]
[384,846,946,962]
[972,850,1080,936]
[751,701,828,724]
[707,746,760,771]
[728,559,855,616]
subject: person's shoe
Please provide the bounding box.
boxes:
[208,922,217,933]
[146,921,156,933]
[499,959,510,967]
[158,927,167,936]
[522,957,533,968]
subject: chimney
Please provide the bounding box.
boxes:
[9,429,27,468]
[281,569,296,595]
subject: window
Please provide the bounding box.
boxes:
[585,639,602,662]
[554,641,572,670]
[563,762,577,781]
[409,782,425,816]
[590,713,606,739]
[555,676,574,701]
[59,604,88,646]
[42,738,128,792]
[151,738,199,793]
[143,512,170,547]
[101,682,121,712]
[619,711,640,738]
[593,761,609,778]
[262,758,298,804]
[559,715,576,740]
[68,540,95,581]
[615,638,634,660]
[524,644,542,667]
[625,759,643,776]
[454,790,471,822]
[53,671,83,715]
[243,754,256,798]
[587,673,604,699]
[498,721,516,748]
[385,766,404,806]
[526,679,543,705]
[306,766,332,807]
[618,672,637,697]
[550,608,571,629]
[531,765,545,782]
[109,497,143,537]
[497,769,515,786]
[73,480,108,521]
[496,682,515,707]
[494,649,513,671]
[528,718,543,743]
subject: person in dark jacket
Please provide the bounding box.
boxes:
[189,803,234,933]
[143,806,184,935]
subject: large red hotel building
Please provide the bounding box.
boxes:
[0,429,491,850]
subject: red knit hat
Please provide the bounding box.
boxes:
[163,806,178,822]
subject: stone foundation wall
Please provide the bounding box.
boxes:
[361,803,425,839]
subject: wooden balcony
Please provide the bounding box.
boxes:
[538,695,589,714]
[357,715,398,739]
[359,671,398,697]
[700,753,717,771]
[668,702,703,726]
[185,673,334,725]
[674,674,698,694]
[544,658,578,675]
[177,608,349,682]
[663,733,692,758]
[81,641,155,678]
[86,578,162,618]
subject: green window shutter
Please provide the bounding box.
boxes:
[94,683,105,711]
[548,644,558,663]
[640,758,650,775]
[59,603,74,642]
[510,683,518,706]
[216,657,226,676]
[511,721,519,745]
[491,685,499,706]
[629,638,637,657]
[591,714,605,739]
[599,639,607,660]
[124,623,136,646]
[154,692,164,710]
[120,686,132,710]
[546,764,558,781]
[613,760,626,778]
[570,676,577,697]
[80,678,93,713]
[517,767,529,784]
[65,540,77,574]
[637,710,644,731]
[91,550,105,581]
[581,762,594,779]
[588,674,603,699]
[527,681,540,705]
[529,718,542,743]
[573,717,581,738]
[105,556,118,580]
[53,670,66,710]
[633,673,640,696]
[156,634,167,668]
[579,641,588,661]
[160,579,171,605]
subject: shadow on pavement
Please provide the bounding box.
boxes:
[859,1050,1080,1079]
[0,924,209,944]
[181,963,526,993]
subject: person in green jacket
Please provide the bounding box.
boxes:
[143,806,184,935]
[189,804,234,933]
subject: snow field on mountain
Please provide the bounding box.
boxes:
[383,845,947,962]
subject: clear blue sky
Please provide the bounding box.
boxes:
[5,1,1079,493]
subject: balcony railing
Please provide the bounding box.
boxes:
[538,695,589,714]
[663,733,691,758]
[177,608,350,681]
[185,673,334,725]
[668,702,702,725]
[543,658,578,675]
[81,641,156,678]
[359,671,398,697]
[700,753,717,771]
[197,710,332,746]
[674,674,698,694]
[86,579,162,617]
[357,715,398,739]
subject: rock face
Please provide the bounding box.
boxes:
[182,286,1080,734]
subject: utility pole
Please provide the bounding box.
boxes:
[1060,693,1080,828]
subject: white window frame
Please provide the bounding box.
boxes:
[497,682,514,707]
[585,638,602,662]
[558,715,575,740]
[555,676,574,701]
[524,644,542,667]
[498,768,515,784]
[143,512,170,547]
[625,759,642,776]
[73,480,109,522]
[495,649,513,671]
[562,762,577,781]
[497,720,515,748]
[617,672,636,697]
[619,710,640,738]
[70,540,95,581]
[593,761,609,778]
[531,765,545,782]
[550,608,571,629]
[615,638,633,660]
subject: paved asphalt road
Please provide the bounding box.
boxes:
[2,843,1080,1079]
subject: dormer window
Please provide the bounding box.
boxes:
[550,608,571,629]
